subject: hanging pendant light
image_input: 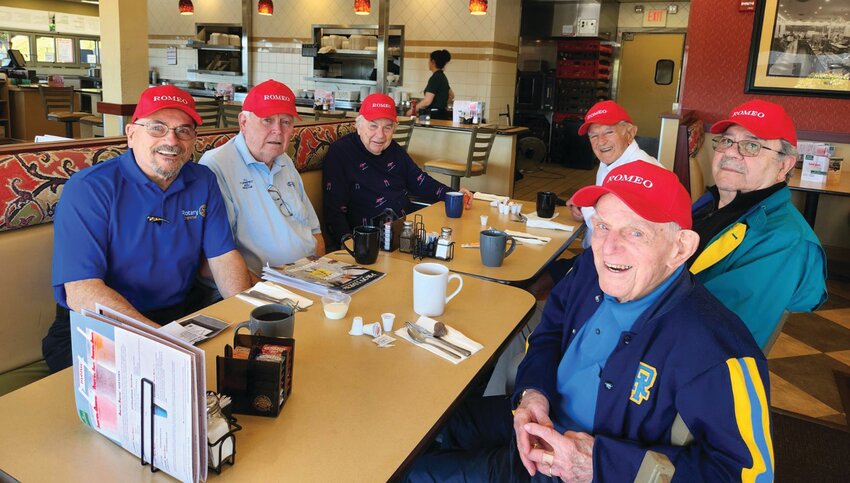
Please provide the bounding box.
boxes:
[258,0,274,16]
[469,0,487,15]
[178,0,194,15]
[354,0,371,16]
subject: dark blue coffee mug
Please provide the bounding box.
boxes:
[445,191,464,218]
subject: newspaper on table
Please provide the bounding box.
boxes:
[70,305,207,483]
[262,255,385,296]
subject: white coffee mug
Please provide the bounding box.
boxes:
[413,263,463,317]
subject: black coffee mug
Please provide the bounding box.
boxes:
[537,191,557,219]
[341,225,380,265]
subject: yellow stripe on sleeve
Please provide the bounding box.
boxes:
[744,357,774,474]
[726,358,771,483]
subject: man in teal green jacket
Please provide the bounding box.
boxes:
[689,100,827,350]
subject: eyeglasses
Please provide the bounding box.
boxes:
[711,136,782,157]
[132,122,196,140]
[267,185,293,216]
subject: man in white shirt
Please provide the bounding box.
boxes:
[569,100,662,233]
[531,101,660,298]
[200,80,325,279]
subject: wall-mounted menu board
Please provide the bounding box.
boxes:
[0,6,99,36]
[54,12,100,36]
[0,6,50,32]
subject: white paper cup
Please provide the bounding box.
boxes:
[362,322,383,337]
[480,215,488,226]
[381,313,395,332]
[349,316,364,335]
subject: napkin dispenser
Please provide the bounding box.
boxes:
[216,333,295,417]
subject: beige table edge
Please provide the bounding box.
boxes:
[0,254,536,482]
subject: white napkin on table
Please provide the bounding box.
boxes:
[236,281,315,308]
[473,192,510,204]
[505,229,552,244]
[512,237,547,246]
[525,211,560,221]
[395,316,483,364]
[525,219,575,232]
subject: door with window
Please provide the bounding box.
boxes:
[616,33,686,140]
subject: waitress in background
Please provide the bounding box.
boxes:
[406,50,454,120]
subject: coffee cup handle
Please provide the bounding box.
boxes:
[445,273,463,304]
[341,233,356,258]
[504,236,517,258]
[234,321,252,335]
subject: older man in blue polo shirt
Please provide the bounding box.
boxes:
[42,85,252,372]
[200,80,324,278]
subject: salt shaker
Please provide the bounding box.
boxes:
[207,393,233,469]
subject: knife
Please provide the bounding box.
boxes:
[244,290,282,304]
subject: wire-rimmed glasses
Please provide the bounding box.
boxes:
[132,121,196,140]
[711,136,782,157]
[267,185,293,216]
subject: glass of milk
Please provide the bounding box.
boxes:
[322,292,352,320]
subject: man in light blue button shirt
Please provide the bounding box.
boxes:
[201,80,325,278]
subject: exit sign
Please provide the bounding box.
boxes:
[643,9,668,27]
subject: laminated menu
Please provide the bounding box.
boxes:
[261,255,385,296]
[70,305,207,483]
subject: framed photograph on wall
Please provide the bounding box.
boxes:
[745,0,849,99]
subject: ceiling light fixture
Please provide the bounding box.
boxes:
[354,0,371,15]
[178,0,194,15]
[469,0,487,15]
[258,0,274,16]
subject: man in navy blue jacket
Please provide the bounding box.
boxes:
[407,162,772,482]
[322,94,471,250]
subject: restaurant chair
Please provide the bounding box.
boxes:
[392,117,415,151]
[38,86,89,138]
[194,99,221,129]
[79,114,104,138]
[423,124,497,190]
[762,311,790,355]
[221,103,242,127]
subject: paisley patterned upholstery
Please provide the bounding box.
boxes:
[0,121,354,233]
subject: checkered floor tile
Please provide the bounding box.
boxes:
[768,280,850,429]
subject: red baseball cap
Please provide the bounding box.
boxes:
[132,85,202,125]
[359,93,397,122]
[578,100,632,136]
[572,161,692,229]
[710,99,797,146]
[242,80,301,119]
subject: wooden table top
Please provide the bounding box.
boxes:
[788,170,850,197]
[389,199,583,285]
[0,254,535,482]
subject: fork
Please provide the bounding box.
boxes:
[281,298,307,312]
[511,212,527,223]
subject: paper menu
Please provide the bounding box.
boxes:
[799,142,831,183]
[71,307,207,483]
